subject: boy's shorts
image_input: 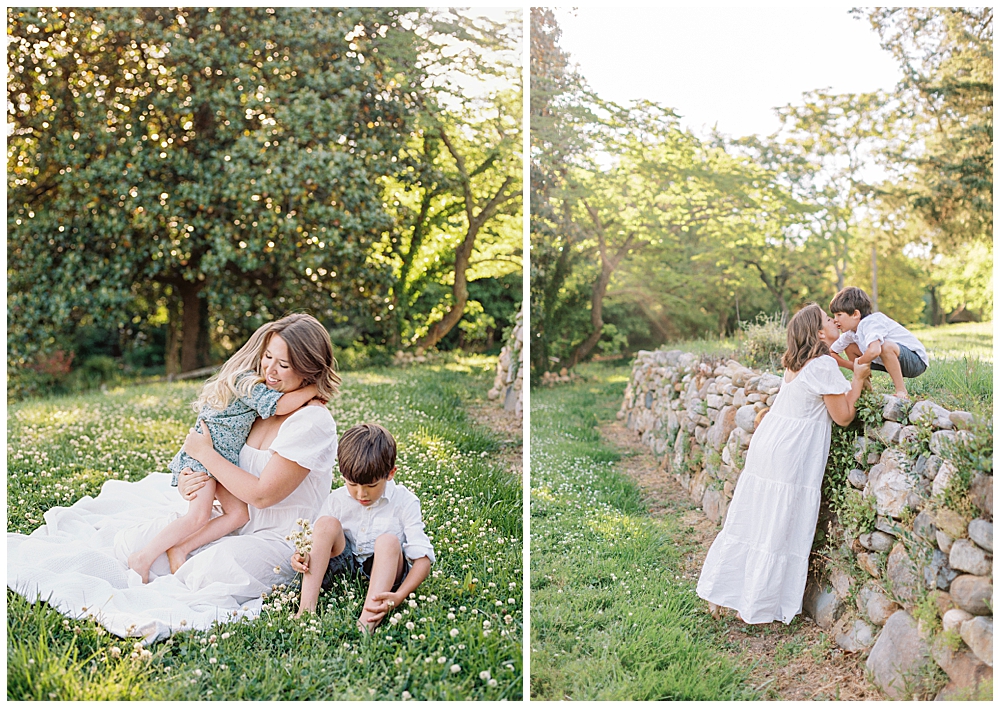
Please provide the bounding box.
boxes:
[872,342,927,378]
[321,537,410,592]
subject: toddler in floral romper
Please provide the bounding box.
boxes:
[127,371,318,582]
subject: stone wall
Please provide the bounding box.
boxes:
[619,349,993,700]
[488,306,523,417]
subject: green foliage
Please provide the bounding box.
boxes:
[738,312,787,370]
[7,358,522,699]
[936,421,993,516]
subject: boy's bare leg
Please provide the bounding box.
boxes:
[879,341,908,398]
[167,482,250,573]
[128,479,217,583]
[359,534,405,633]
[295,516,347,618]
[842,343,873,390]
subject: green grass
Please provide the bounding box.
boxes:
[7,355,522,700]
[529,365,755,700]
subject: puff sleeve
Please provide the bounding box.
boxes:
[269,405,338,473]
[802,356,852,397]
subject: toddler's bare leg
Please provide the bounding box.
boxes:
[359,534,405,632]
[879,341,908,398]
[295,516,347,618]
[128,478,216,583]
[167,482,250,573]
[842,342,872,390]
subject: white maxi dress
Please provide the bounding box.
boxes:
[7,405,337,643]
[696,355,850,624]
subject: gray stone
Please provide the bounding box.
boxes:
[875,516,901,536]
[882,395,910,422]
[937,561,960,592]
[960,616,993,667]
[934,508,969,538]
[854,436,873,464]
[645,391,654,408]
[694,425,708,445]
[931,640,993,700]
[857,584,901,626]
[835,618,876,653]
[757,372,782,394]
[922,455,944,480]
[936,530,955,554]
[943,608,975,633]
[802,580,845,629]
[970,474,992,517]
[912,454,929,477]
[702,489,726,525]
[913,510,937,543]
[830,566,853,600]
[924,549,950,591]
[708,405,737,451]
[910,400,954,429]
[948,411,975,429]
[887,543,922,605]
[898,425,920,443]
[968,519,993,553]
[868,530,895,553]
[931,460,959,498]
[848,468,868,489]
[878,420,903,444]
[734,404,757,433]
[930,429,957,455]
[705,393,724,410]
[858,552,881,578]
[950,539,992,576]
[950,575,993,616]
[868,452,916,518]
[866,610,931,700]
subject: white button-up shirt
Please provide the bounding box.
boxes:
[831,312,928,367]
[316,480,435,564]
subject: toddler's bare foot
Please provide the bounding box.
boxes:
[166,547,187,574]
[294,606,316,620]
[894,391,910,400]
[708,602,722,620]
[127,552,151,584]
[862,379,873,392]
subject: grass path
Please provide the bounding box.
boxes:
[529,368,754,700]
[7,356,522,700]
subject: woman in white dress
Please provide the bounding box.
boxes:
[696,304,870,624]
[7,313,340,642]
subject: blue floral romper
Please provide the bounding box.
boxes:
[169,372,283,486]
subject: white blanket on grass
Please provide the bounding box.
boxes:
[7,473,291,644]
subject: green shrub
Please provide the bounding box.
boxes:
[738,312,786,370]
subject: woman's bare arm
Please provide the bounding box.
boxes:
[823,363,870,426]
[182,421,309,508]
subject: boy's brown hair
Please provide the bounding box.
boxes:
[337,423,397,484]
[782,303,831,373]
[829,287,873,318]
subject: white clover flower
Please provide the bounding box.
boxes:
[449,628,459,637]
[209,657,217,664]
[437,656,447,664]
[447,613,456,620]
[109,646,121,658]
[389,616,400,625]
[479,670,491,680]
[194,669,202,677]
[405,621,415,631]
[450,664,461,674]
[401,691,411,700]
[482,620,491,628]
[488,678,498,687]
[221,632,230,640]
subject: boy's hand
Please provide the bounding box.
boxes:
[363,591,401,622]
[291,552,311,574]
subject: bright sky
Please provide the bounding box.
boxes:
[554,7,904,139]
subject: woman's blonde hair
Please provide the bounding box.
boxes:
[195,313,340,411]
[781,303,830,373]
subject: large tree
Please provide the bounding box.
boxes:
[8,7,414,373]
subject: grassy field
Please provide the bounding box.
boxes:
[529,370,755,700]
[662,320,993,417]
[7,356,522,700]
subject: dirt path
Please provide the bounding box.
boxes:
[468,402,522,477]
[600,420,881,701]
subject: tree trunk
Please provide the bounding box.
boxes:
[567,260,612,368]
[870,243,879,312]
[178,279,206,373]
[414,227,476,351]
[165,293,182,376]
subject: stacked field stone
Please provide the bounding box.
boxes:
[487,306,523,417]
[620,349,992,700]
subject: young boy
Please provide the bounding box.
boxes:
[292,423,434,632]
[828,286,928,399]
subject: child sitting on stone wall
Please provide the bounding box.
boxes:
[828,286,928,399]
